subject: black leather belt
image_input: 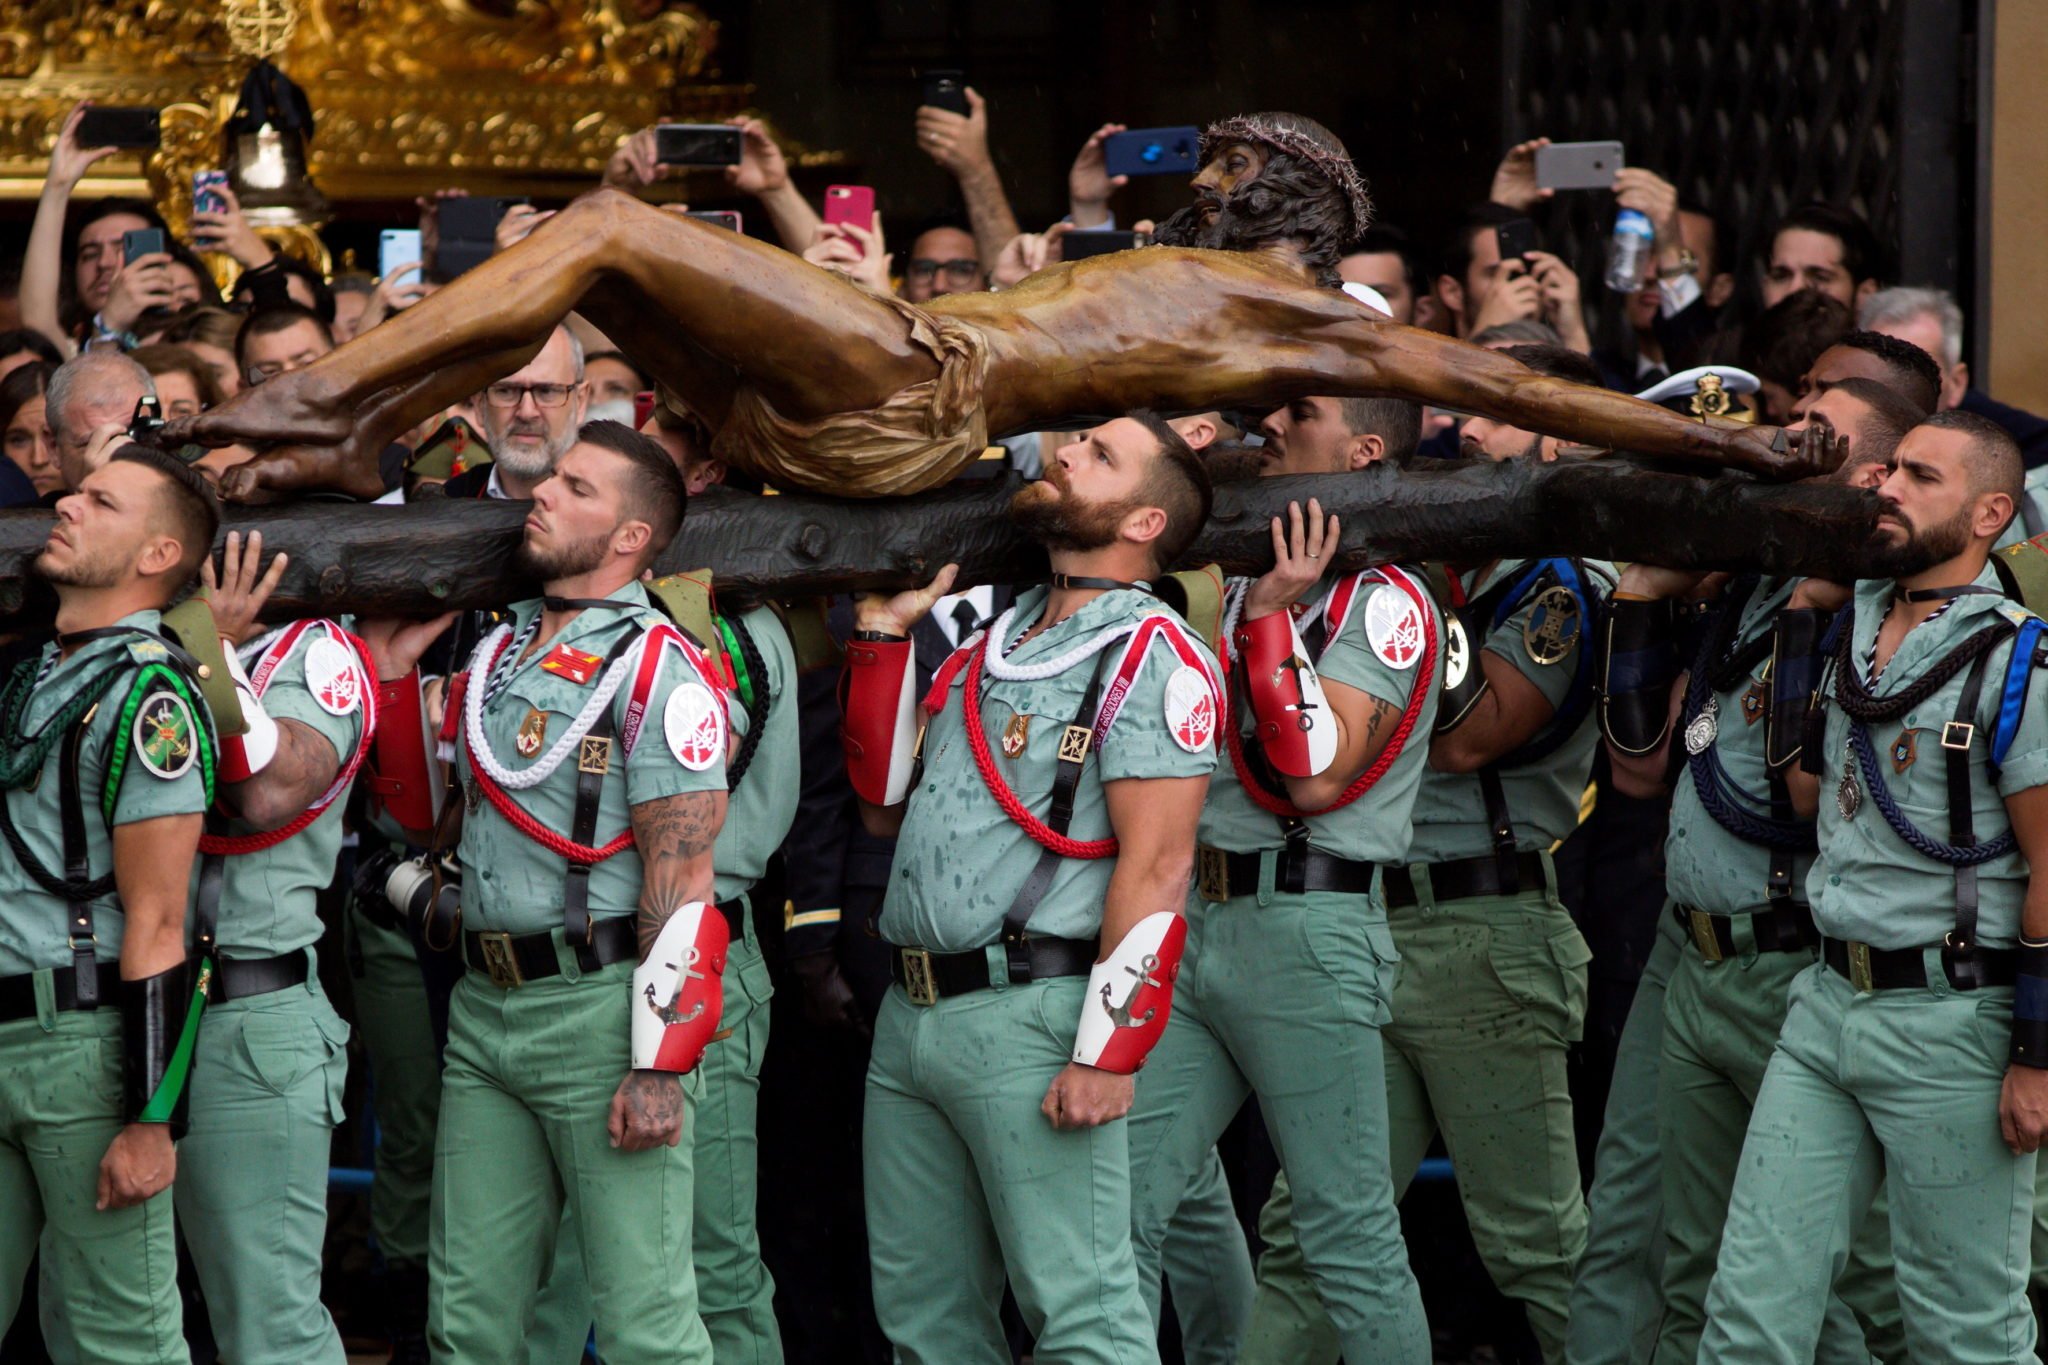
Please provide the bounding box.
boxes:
[1383,850,1548,909]
[464,915,638,988]
[210,949,310,1003]
[1195,845,1378,903]
[0,964,123,1022]
[1822,937,2016,992]
[715,895,747,938]
[1673,902,1819,962]
[889,936,1098,1006]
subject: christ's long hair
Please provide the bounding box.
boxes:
[1153,151,1367,288]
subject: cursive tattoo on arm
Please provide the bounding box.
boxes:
[631,789,726,958]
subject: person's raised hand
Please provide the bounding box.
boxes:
[1068,122,1129,227]
[855,563,960,637]
[1244,499,1338,621]
[835,216,891,293]
[1613,167,1683,255]
[725,117,792,197]
[200,529,289,646]
[1525,250,1590,351]
[605,127,664,189]
[99,253,176,334]
[49,102,122,191]
[187,185,276,269]
[1468,260,1543,334]
[496,203,555,253]
[357,612,460,683]
[915,87,994,177]
[991,222,1070,289]
[357,261,428,334]
[1490,136,1554,211]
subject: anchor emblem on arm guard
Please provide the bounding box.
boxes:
[1101,953,1164,1029]
[631,902,730,1074]
[643,946,708,1027]
[1073,913,1188,1074]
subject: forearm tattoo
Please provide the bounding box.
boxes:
[633,790,723,957]
[622,1068,682,1124]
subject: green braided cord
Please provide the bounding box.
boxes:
[715,614,755,710]
[137,957,209,1124]
[0,657,127,790]
[103,664,216,824]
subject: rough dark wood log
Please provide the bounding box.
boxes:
[0,458,1881,623]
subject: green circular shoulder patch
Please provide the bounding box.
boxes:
[132,689,198,779]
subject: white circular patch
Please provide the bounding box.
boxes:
[664,681,726,772]
[1163,665,1216,754]
[132,690,198,780]
[303,636,361,717]
[1364,589,1424,671]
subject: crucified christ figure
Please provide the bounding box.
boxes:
[168,112,1808,502]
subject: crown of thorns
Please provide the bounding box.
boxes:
[1199,115,1372,237]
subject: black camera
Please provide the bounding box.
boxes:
[127,394,165,443]
[353,847,463,948]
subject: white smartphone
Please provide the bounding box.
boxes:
[1535,140,1625,191]
[379,228,423,282]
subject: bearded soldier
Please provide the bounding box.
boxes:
[0,445,220,1362]
[842,413,1220,1363]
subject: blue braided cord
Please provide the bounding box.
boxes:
[1848,721,2015,866]
[1688,742,1817,851]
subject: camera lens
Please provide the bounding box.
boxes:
[383,858,439,921]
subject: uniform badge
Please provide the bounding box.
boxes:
[133,690,196,779]
[465,778,485,814]
[1364,589,1424,671]
[1837,766,1862,820]
[1002,712,1031,759]
[540,643,604,686]
[1523,586,1581,666]
[665,681,726,771]
[303,636,361,716]
[1891,729,1917,773]
[516,708,548,758]
[1443,616,1472,691]
[1683,697,1718,756]
[1164,665,1216,754]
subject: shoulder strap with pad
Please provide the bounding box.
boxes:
[646,571,720,656]
[777,597,843,673]
[1996,537,2048,618]
[159,597,245,738]
[1153,565,1228,654]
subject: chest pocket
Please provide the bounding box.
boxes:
[490,667,598,769]
[982,676,1096,767]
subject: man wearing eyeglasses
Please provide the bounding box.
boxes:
[445,325,590,501]
[235,304,334,391]
[898,224,986,304]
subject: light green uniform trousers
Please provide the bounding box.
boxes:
[1654,924,1902,1364]
[0,1007,187,1364]
[527,914,782,1364]
[865,973,1158,1365]
[1155,1148,1251,1365]
[1561,913,1683,1365]
[1233,878,1589,1365]
[346,903,442,1272]
[429,942,712,1364]
[176,974,351,1364]
[1698,961,2037,1364]
[1127,879,1430,1365]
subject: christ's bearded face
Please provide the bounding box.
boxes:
[1190,142,1270,225]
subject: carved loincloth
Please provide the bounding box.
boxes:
[709,293,993,497]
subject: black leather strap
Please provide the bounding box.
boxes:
[61,724,98,1008]
[561,633,638,950]
[1896,584,2001,604]
[1947,647,1993,979]
[997,648,1113,982]
[1477,767,1520,890]
[544,597,639,613]
[1383,850,1549,909]
[888,936,1098,1001]
[1203,844,1378,900]
[463,915,638,985]
[210,949,310,1002]
[194,810,228,963]
[1671,901,1819,957]
[0,965,126,1022]
[1049,574,1149,593]
[1823,936,2016,991]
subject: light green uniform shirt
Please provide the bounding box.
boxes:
[1199,571,1443,862]
[198,622,366,959]
[1406,559,1612,863]
[881,586,1221,953]
[1808,569,2048,950]
[0,610,212,976]
[457,583,727,935]
[1665,576,1817,915]
[712,605,800,905]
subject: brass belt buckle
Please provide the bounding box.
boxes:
[477,932,524,988]
[1847,940,1875,993]
[901,949,938,1006]
[1688,909,1724,964]
[1197,846,1229,903]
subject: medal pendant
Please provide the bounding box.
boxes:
[1837,768,1862,820]
[466,779,485,814]
[515,708,548,759]
[1683,698,1719,756]
[1002,712,1031,759]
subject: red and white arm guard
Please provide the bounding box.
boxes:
[632,902,730,1073]
[1232,610,1338,777]
[364,669,445,831]
[840,635,921,806]
[1073,911,1188,1074]
[215,641,278,783]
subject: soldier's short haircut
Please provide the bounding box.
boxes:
[1819,376,1922,470]
[111,443,219,582]
[1832,329,1942,416]
[1918,409,2023,527]
[575,418,687,560]
[1128,409,1213,573]
[1333,396,1423,465]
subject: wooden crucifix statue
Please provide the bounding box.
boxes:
[165,112,1815,502]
